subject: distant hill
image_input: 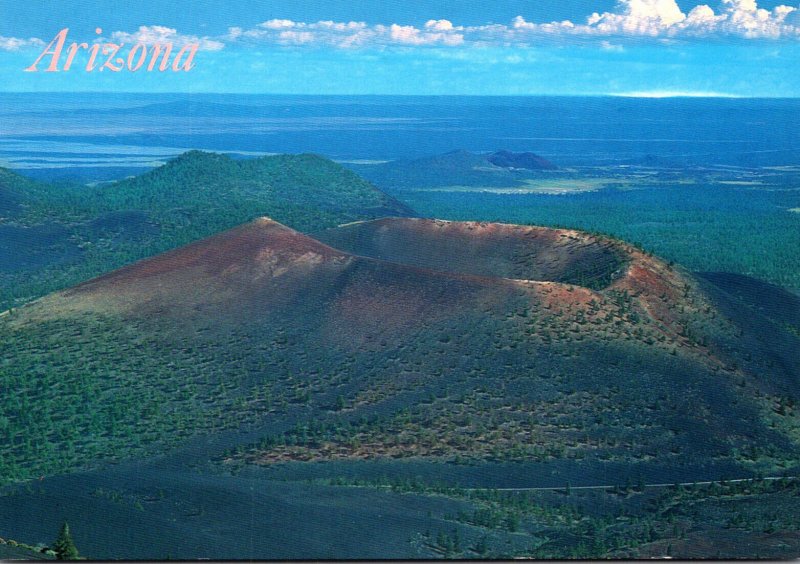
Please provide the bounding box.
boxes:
[90,151,411,228]
[351,149,557,190]
[0,151,411,309]
[487,150,558,170]
[3,217,798,486]
[0,167,53,215]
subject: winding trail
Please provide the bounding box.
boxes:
[467,475,795,492]
[343,475,798,493]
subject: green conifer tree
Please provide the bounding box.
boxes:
[53,522,79,560]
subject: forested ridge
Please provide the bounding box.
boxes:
[0,151,409,310]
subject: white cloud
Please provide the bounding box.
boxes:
[277,30,315,45]
[712,0,798,38]
[260,19,296,30]
[723,0,758,12]
[587,0,687,36]
[109,25,224,51]
[385,23,464,46]
[425,19,457,32]
[510,16,577,35]
[684,4,724,30]
[575,0,800,38]
[230,18,464,48]
[0,35,44,51]
[27,0,789,55]
[316,21,368,31]
[389,24,426,45]
[504,0,800,40]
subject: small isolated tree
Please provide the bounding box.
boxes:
[53,522,79,560]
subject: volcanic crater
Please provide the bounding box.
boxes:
[316,217,630,290]
[21,216,723,365]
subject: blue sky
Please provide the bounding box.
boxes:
[1,0,799,96]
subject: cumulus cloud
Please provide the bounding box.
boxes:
[684,4,724,30]
[387,23,464,45]
[712,0,798,38]
[573,0,799,38]
[277,30,315,45]
[500,0,800,39]
[260,19,296,30]
[586,0,686,36]
[109,25,224,51]
[0,35,44,51]
[218,1,800,50]
[9,1,796,54]
[425,19,457,32]
[228,18,464,47]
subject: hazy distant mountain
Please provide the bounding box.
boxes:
[352,149,557,190]
[487,150,558,170]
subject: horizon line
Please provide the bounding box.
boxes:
[0,91,798,99]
